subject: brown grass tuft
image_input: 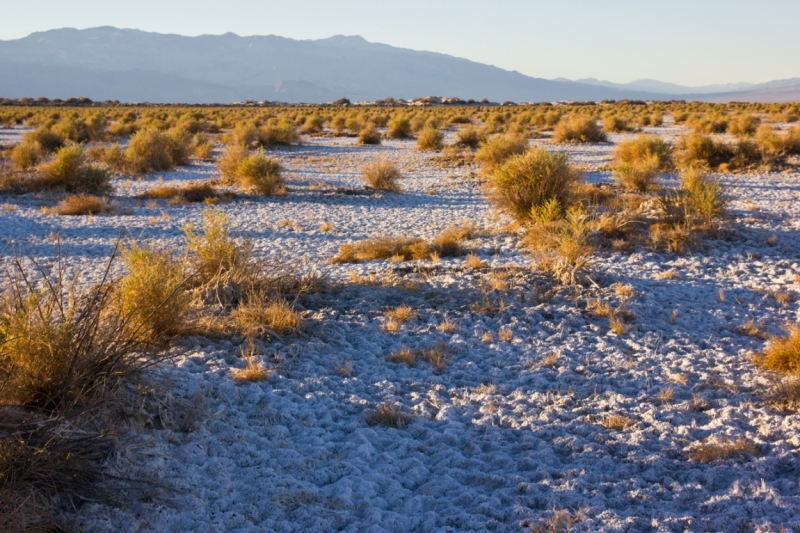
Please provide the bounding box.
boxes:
[688,436,758,463]
[753,325,800,374]
[231,358,271,383]
[364,403,412,427]
[231,291,302,338]
[46,194,114,216]
[138,182,218,204]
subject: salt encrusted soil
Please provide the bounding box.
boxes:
[2,125,799,532]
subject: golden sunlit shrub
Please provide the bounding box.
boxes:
[474,134,527,170]
[23,127,64,153]
[118,243,190,340]
[219,146,283,195]
[415,127,444,151]
[357,126,382,145]
[36,144,110,194]
[125,128,173,173]
[680,169,728,227]
[612,135,673,192]
[9,141,43,170]
[231,290,302,338]
[46,194,114,216]
[385,117,412,139]
[454,126,482,148]
[552,115,607,143]
[754,325,800,374]
[256,121,299,147]
[361,160,402,192]
[484,148,581,223]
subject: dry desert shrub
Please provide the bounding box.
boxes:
[23,127,65,153]
[465,253,488,269]
[753,325,800,374]
[361,160,403,192]
[474,134,527,170]
[679,169,728,228]
[415,127,444,151]
[87,142,128,172]
[46,194,114,216]
[138,182,219,204]
[365,403,412,428]
[385,117,412,139]
[299,115,324,134]
[602,114,635,133]
[552,115,607,143]
[219,146,283,195]
[255,121,299,147]
[9,141,44,170]
[357,126,382,145]
[611,135,673,192]
[125,128,174,173]
[35,144,110,194]
[454,126,482,148]
[484,148,582,223]
[0,252,173,411]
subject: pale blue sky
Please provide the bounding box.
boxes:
[2,0,798,86]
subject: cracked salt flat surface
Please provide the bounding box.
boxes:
[2,126,800,532]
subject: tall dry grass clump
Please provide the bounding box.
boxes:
[183,208,256,289]
[362,160,403,192]
[612,135,673,192]
[9,141,44,170]
[679,169,728,228]
[415,127,444,151]
[474,134,527,170]
[552,116,607,143]
[523,208,595,285]
[118,243,190,340]
[753,325,800,375]
[484,147,581,223]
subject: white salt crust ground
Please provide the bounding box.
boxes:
[2,124,800,532]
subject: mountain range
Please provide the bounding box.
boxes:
[0,27,798,104]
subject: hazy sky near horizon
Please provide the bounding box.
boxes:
[3,0,798,87]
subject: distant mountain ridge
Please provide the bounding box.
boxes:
[0,27,677,103]
[0,27,798,103]
[562,78,755,95]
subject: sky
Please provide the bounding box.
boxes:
[2,0,798,87]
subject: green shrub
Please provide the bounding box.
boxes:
[680,169,728,227]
